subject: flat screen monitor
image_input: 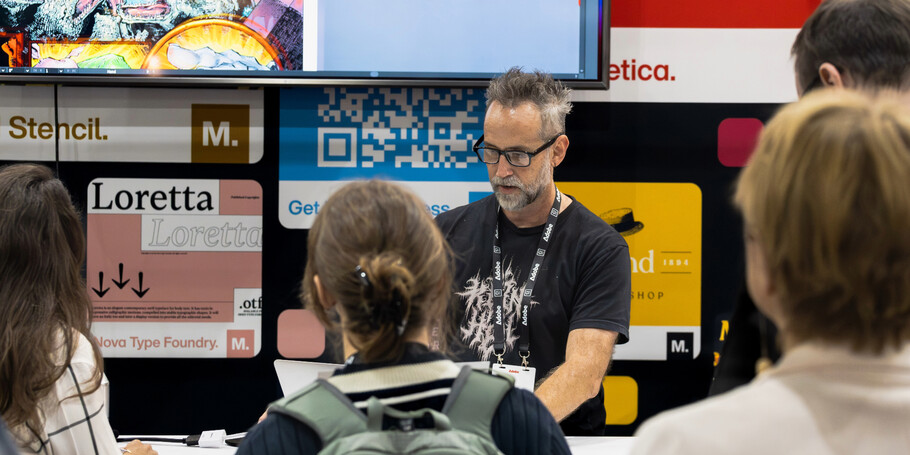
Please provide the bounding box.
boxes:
[0,0,609,88]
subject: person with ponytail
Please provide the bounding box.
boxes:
[0,164,155,454]
[238,180,570,455]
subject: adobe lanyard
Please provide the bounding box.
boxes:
[491,187,561,367]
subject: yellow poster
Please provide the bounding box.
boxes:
[558,182,702,360]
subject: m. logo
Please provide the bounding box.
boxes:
[666,332,694,361]
[203,121,234,147]
[192,104,250,163]
[226,329,255,358]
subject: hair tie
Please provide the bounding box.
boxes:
[354,265,372,291]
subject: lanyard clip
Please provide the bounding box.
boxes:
[519,351,530,368]
[495,351,505,366]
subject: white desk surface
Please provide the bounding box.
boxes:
[148,436,635,454]
[566,436,636,454]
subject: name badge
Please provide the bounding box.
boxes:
[492,364,536,391]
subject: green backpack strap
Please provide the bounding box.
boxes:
[268,379,367,446]
[442,366,514,441]
[365,396,454,432]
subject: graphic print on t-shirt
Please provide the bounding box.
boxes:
[458,260,539,361]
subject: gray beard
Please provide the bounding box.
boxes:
[492,159,553,212]
[495,183,540,211]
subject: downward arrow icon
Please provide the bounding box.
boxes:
[131,272,150,298]
[112,263,130,289]
[91,271,109,298]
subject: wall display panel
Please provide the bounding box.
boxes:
[279,86,491,229]
[574,28,799,104]
[57,87,265,162]
[87,178,262,358]
[561,99,782,432]
[0,0,608,87]
[0,86,263,162]
[0,85,56,161]
[558,182,702,361]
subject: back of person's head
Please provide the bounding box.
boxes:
[735,90,910,354]
[0,163,102,438]
[792,0,910,92]
[485,67,572,139]
[302,180,452,363]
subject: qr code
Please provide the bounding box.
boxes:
[316,87,484,169]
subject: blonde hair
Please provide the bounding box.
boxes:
[735,89,910,353]
[301,180,453,363]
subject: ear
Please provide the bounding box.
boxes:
[550,134,569,168]
[313,274,337,310]
[818,62,846,89]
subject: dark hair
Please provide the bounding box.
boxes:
[301,180,453,363]
[0,164,103,441]
[792,0,910,92]
[486,67,572,139]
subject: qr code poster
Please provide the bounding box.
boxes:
[279,87,493,229]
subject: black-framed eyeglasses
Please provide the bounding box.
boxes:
[472,133,564,167]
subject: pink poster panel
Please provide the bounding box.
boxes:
[87,179,262,358]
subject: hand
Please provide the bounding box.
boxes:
[120,439,157,455]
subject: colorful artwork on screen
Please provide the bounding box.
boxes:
[0,0,302,71]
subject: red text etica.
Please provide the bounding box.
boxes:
[610,59,675,82]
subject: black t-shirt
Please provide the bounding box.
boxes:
[435,195,631,436]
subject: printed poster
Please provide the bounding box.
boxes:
[279,87,492,229]
[57,87,264,163]
[0,85,56,161]
[558,182,702,361]
[87,178,262,358]
[0,86,264,163]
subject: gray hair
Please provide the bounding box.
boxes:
[485,67,572,140]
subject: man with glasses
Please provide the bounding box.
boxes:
[436,68,631,436]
